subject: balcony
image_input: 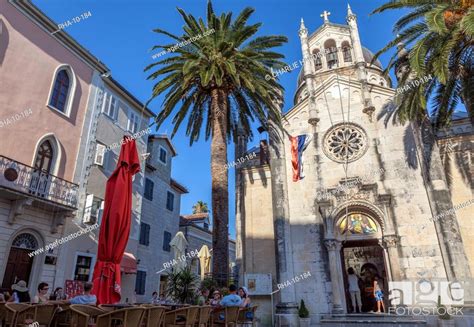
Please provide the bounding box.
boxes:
[0,155,79,209]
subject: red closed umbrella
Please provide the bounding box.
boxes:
[92,137,140,304]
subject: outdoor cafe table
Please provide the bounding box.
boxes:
[161,303,190,311]
[100,303,134,309]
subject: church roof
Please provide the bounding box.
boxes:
[296,47,383,88]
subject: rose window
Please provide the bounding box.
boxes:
[323,123,368,163]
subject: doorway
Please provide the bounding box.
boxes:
[341,240,388,313]
[1,233,37,293]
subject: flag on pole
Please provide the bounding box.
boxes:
[290,134,312,182]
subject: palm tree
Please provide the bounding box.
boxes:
[372,0,473,279]
[371,0,473,127]
[145,1,287,285]
[192,201,209,214]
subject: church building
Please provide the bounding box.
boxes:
[235,6,473,326]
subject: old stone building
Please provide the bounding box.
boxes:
[179,213,237,281]
[235,6,473,327]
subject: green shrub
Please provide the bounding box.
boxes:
[166,267,200,304]
[298,299,309,318]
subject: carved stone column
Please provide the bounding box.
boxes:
[324,239,344,314]
[382,235,401,281]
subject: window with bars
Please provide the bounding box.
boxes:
[144,178,154,201]
[139,223,150,246]
[163,231,172,252]
[135,271,146,295]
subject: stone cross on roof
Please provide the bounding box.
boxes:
[321,10,331,23]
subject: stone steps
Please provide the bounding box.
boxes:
[320,314,427,327]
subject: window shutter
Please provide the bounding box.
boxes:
[140,224,145,245]
[145,224,150,246]
[97,200,104,225]
[163,231,171,251]
[144,179,154,201]
[83,194,95,224]
[94,144,106,166]
[135,271,146,295]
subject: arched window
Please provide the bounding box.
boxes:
[342,41,352,63]
[312,49,322,71]
[49,69,70,112]
[324,39,338,69]
[12,233,38,250]
[34,140,54,173]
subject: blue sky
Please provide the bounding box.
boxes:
[32,0,405,239]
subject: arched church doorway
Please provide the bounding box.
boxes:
[1,233,38,292]
[335,212,388,313]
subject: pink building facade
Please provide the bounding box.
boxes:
[0,0,106,294]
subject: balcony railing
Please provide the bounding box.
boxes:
[0,155,78,208]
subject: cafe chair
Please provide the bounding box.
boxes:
[97,305,116,313]
[237,306,258,327]
[210,307,240,327]
[4,303,31,327]
[16,303,57,327]
[70,304,105,327]
[140,305,167,327]
[51,307,72,327]
[0,302,6,326]
[95,307,145,327]
[195,306,212,327]
[164,306,199,327]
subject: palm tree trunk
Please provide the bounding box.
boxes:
[210,88,229,286]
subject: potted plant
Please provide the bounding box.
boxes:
[298,300,310,327]
[166,267,200,304]
[437,296,455,327]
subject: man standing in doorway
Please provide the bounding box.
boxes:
[347,267,362,313]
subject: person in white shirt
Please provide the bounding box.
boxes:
[347,267,362,313]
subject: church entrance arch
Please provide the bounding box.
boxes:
[334,211,389,313]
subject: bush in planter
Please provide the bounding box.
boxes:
[298,300,309,318]
[166,267,200,304]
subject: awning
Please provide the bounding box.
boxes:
[120,252,137,274]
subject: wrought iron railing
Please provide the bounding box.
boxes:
[0,155,78,208]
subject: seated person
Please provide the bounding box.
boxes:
[197,288,210,305]
[151,291,159,304]
[69,282,97,305]
[32,282,49,304]
[210,290,221,307]
[220,285,242,307]
[9,280,31,303]
[215,284,242,322]
[239,287,251,308]
[50,287,66,301]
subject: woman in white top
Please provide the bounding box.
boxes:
[347,268,362,313]
[32,282,49,304]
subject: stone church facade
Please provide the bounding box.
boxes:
[235,6,473,326]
